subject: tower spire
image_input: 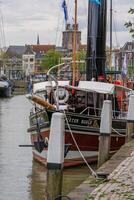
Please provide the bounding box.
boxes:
[37,34,40,45]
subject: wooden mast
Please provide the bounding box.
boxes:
[72,0,77,87]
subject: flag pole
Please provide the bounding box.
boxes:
[72,0,77,88]
[110,0,112,58]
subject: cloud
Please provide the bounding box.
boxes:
[107,0,134,46]
[1,0,133,47]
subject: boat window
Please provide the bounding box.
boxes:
[30,112,48,126]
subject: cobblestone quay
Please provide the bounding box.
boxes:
[68,139,134,200]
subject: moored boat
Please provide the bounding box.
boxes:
[0,75,12,97]
[27,0,131,167]
[27,79,131,167]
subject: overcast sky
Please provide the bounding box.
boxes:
[0,0,134,48]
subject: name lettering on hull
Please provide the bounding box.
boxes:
[68,117,79,124]
[67,116,99,128]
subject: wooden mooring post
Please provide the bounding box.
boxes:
[126,95,134,142]
[98,100,112,168]
[47,113,65,200]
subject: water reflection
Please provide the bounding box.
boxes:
[30,161,47,200]
[0,96,91,200]
[63,166,91,195]
[0,96,32,200]
[29,161,91,200]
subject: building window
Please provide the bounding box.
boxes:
[30,64,34,68]
[30,58,34,62]
[24,58,28,62]
[24,64,28,68]
[128,44,132,51]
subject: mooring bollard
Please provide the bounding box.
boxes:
[126,95,134,142]
[47,112,65,200]
[98,100,112,168]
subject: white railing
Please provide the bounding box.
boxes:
[80,106,127,119]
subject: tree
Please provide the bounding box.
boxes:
[124,8,134,38]
[127,64,134,77]
[0,51,9,69]
[41,50,62,71]
[76,50,86,73]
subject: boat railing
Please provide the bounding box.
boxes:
[47,63,65,76]
[47,61,86,80]
[112,110,127,119]
[80,107,102,116]
[80,106,127,119]
[47,63,68,110]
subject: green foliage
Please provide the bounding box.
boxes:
[76,50,86,73]
[127,64,134,77]
[128,8,134,14]
[124,8,134,38]
[76,50,86,61]
[41,50,62,71]
[0,51,10,67]
[0,51,8,59]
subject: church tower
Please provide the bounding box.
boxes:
[62,23,81,51]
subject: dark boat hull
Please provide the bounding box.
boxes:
[28,109,126,167]
[0,87,12,97]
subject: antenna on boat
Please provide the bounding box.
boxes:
[110,0,112,56]
[109,0,115,81]
[109,0,113,73]
[72,0,77,87]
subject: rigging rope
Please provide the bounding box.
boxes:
[113,11,120,48]
[55,0,70,47]
[112,127,126,137]
[55,4,62,46]
[0,8,6,49]
[64,110,98,178]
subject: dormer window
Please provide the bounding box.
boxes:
[128,44,132,51]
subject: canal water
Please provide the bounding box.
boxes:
[0,95,91,200]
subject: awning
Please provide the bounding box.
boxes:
[33,81,70,94]
[65,81,131,94]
